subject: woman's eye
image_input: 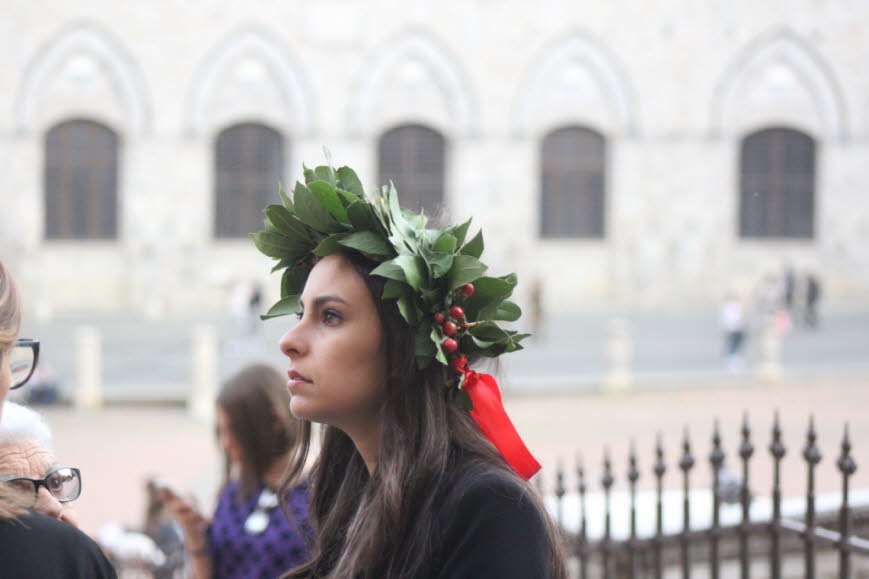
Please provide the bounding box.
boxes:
[294,311,304,321]
[323,310,342,326]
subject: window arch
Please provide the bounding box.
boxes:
[44,119,119,239]
[377,125,446,217]
[215,123,285,238]
[540,126,606,238]
[739,127,815,239]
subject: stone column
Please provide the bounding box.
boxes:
[189,324,218,421]
[603,317,633,393]
[74,326,103,410]
[757,316,782,382]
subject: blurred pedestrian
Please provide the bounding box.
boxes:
[720,294,747,372]
[142,477,186,578]
[159,363,312,579]
[782,265,796,312]
[804,272,822,329]
[0,260,117,578]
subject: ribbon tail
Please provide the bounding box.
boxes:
[464,372,541,480]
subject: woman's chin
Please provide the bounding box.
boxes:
[289,397,316,422]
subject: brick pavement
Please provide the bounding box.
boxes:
[37,375,869,538]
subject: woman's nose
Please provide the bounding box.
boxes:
[35,487,63,518]
[279,323,306,359]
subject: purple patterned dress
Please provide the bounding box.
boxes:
[206,480,313,579]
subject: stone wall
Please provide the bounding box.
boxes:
[1,0,868,317]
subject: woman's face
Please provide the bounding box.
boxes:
[279,254,387,434]
[216,407,243,465]
[0,439,79,527]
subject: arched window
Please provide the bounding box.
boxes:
[378,125,445,217]
[739,128,815,239]
[44,120,119,239]
[215,123,285,238]
[540,126,606,238]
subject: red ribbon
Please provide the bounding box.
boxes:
[462,371,541,480]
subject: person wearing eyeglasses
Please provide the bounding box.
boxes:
[0,401,82,526]
[0,260,117,578]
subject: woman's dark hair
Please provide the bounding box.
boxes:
[217,363,296,501]
[280,251,566,578]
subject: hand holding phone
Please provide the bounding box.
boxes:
[151,477,208,538]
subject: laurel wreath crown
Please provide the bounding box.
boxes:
[252,157,528,395]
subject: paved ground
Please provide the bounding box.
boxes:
[34,375,869,539]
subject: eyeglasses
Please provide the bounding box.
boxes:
[3,466,82,503]
[9,338,40,390]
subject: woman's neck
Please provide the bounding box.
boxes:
[345,418,382,475]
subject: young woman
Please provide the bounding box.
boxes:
[255,164,567,578]
[160,363,312,579]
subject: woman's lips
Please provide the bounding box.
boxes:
[287,370,312,392]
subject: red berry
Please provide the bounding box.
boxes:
[443,321,457,336]
[442,338,458,354]
[450,355,468,373]
[433,313,445,324]
[449,306,465,319]
[460,283,475,297]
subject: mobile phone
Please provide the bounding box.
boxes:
[149,476,181,499]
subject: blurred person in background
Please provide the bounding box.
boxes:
[0,400,81,526]
[720,293,747,373]
[140,476,186,578]
[804,272,822,329]
[159,363,312,579]
[0,259,117,578]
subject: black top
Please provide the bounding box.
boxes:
[307,461,555,579]
[425,466,553,579]
[0,511,118,579]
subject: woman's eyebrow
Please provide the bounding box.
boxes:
[301,295,349,310]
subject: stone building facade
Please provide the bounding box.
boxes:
[1,0,867,318]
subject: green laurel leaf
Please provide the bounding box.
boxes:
[337,166,365,197]
[281,266,309,299]
[251,232,310,260]
[371,255,426,290]
[278,183,293,211]
[492,300,521,322]
[381,279,405,300]
[337,231,394,257]
[449,218,472,247]
[431,326,448,365]
[346,201,381,233]
[428,252,454,279]
[312,234,343,257]
[432,232,457,255]
[260,295,300,320]
[264,205,310,241]
[308,180,350,224]
[414,324,436,369]
[460,229,484,259]
[448,255,487,290]
[314,165,337,186]
[294,182,343,233]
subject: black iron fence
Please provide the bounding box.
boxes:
[540,414,869,579]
